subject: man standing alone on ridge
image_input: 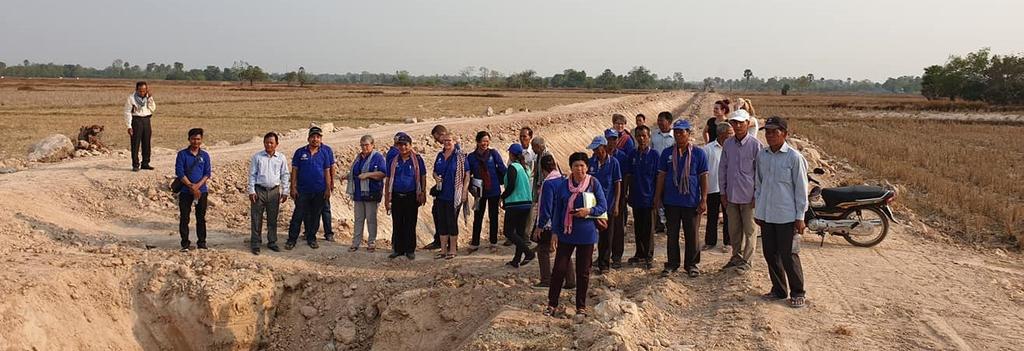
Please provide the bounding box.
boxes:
[124,81,155,172]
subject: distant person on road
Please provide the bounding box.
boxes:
[705,99,731,143]
[586,134,621,274]
[703,123,733,253]
[247,132,290,255]
[385,133,427,260]
[347,135,386,252]
[538,152,607,319]
[285,127,334,250]
[531,154,575,290]
[467,131,507,252]
[626,125,660,269]
[501,143,536,268]
[175,128,212,252]
[654,119,708,278]
[754,116,809,309]
[650,111,676,234]
[432,132,469,259]
[125,81,156,172]
[720,109,763,271]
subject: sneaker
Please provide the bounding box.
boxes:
[505,260,520,268]
[197,243,208,250]
[421,242,441,250]
[520,253,535,266]
[308,241,319,249]
[737,263,752,271]
[687,269,700,278]
[179,247,189,253]
[593,267,605,275]
[643,261,654,270]
[502,239,513,246]
[405,252,415,260]
[251,247,260,255]
[141,165,155,170]
[284,242,296,250]
[627,257,641,264]
[532,282,550,290]
[131,167,140,172]
[324,235,335,242]
[660,268,677,277]
[267,244,281,252]
[388,252,402,259]
[610,260,623,269]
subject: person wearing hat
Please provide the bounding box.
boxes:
[285,126,334,250]
[385,132,406,172]
[432,132,469,259]
[587,134,621,274]
[467,131,508,251]
[720,109,764,271]
[603,128,630,269]
[385,132,427,260]
[754,116,809,308]
[626,125,660,269]
[653,119,708,278]
[500,143,536,267]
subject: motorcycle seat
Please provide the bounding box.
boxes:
[821,185,889,208]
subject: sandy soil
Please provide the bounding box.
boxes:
[0,91,1021,351]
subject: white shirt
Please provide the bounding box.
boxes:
[522,143,537,174]
[754,142,809,224]
[123,94,156,128]
[703,140,724,194]
[248,150,291,194]
[651,128,675,156]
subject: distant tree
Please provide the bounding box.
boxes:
[0,61,6,73]
[595,69,621,90]
[743,69,753,81]
[781,83,791,95]
[173,62,184,72]
[395,70,411,86]
[221,67,239,81]
[239,65,268,86]
[624,66,657,89]
[297,66,309,87]
[282,71,298,86]
[807,73,814,81]
[203,66,222,81]
[23,59,30,66]
[506,70,544,89]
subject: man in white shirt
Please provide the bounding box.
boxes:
[248,132,291,255]
[124,81,156,171]
[519,127,537,174]
[702,122,733,252]
[650,111,676,233]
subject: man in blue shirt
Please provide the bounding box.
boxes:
[654,119,708,278]
[587,135,621,274]
[174,128,212,252]
[286,127,334,250]
[627,125,660,269]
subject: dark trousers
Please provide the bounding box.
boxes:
[705,193,730,246]
[761,222,806,298]
[665,206,700,271]
[250,185,280,248]
[537,230,576,287]
[611,193,627,261]
[391,192,419,254]
[596,211,620,269]
[548,243,594,310]
[130,115,152,168]
[178,191,208,248]
[632,206,655,261]
[503,208,532,262]
[288,192,326,244]
[471,196,500,246]
[321,197,334,238]
[430,199,442,244]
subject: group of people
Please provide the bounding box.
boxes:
[129,80,810,320]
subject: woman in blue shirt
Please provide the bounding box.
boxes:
[537,152,607,319]
[432,133,469,260]
[348,135,386,252]
[467,131,507,251]
[385,133,426,260]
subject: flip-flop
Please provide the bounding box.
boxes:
[788,297,807,308]
[761,292,785,301]
[434,253,446,260]
[445,254,456,260]
[348,247,359,252]
[366,246,376,253]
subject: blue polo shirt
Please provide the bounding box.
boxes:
[434,151,468,201]
[386,146,399,169]
[616,133,636,156]
[628,147,660,208]
[658,146,708,208]
[536,177,607,245]
[588,155,621,203]
[351,151,386,201]
[467,148,507,198]
[612,148,630,171]
[292,145,334,194]
[387,154,427,193]
[175,148,212,193]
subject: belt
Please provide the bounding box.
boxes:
[393,192,416,198]
[132,115,152,118]
[256,184,280,191]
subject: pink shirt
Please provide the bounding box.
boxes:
[719,133,762,204]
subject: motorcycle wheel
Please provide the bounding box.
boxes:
[841,207,889,247]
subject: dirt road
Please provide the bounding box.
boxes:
[0,91,1021,350]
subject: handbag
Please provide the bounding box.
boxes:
[170,153,200,193]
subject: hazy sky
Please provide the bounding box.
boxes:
[2,0,1021,81]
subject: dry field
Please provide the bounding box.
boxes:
[0,79,622,160]
[749,92,1024,247]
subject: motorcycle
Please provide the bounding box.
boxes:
[805,168,898,247]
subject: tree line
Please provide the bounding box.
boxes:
[921,48,1024,105]
[0,59,920,94]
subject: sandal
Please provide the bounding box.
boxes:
[445,254,456,260]
[434,253,446,260]
[348,247,359,252]
[366,246,376,253]
[788,297,807,308]
[543,306,557,317]
[761,292,785,301]
[575,307,589,318]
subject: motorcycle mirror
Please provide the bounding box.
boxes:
[813,167,826,175]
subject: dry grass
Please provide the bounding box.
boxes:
[0,79,621,160]
[754,93,1024,247]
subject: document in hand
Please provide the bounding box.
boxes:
[582,192,607,220]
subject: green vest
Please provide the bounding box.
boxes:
[504,163,533,206]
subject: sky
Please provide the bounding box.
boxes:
[2,0,1022,82]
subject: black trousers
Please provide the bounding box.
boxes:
[178,191,208,248]
[705,193,730,246]
[471,196,500,246]
[503,208,532,262]
[434,200,458,236]
[632,206,655,261]
[665,206,700,271]
[321,197,333,238]
[612,189,628,261]
[430,199,442,244]
[288,192,326,244]
[548,243,594,310]
[130,115,152,168]
[761,222,806,298]
[391,192,419,254]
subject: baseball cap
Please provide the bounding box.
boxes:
[508,143,524,155]
[587,135,608,150]
[393,132,409,143]
[604,128,619,139]
[728,110,751,122]
[671,119,691,131]
[396,133,413,144]
[308,127,323,136]
[761,116,789,131]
